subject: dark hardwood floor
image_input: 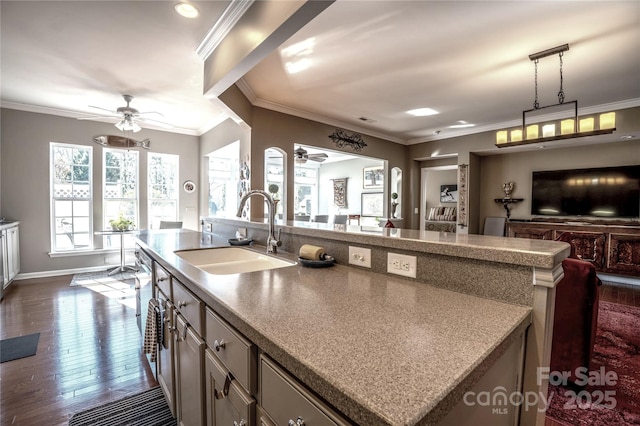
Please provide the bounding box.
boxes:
[1,274,638,426]
[0,275,157,426]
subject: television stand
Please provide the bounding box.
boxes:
[506,221,640,277]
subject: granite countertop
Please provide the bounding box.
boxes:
[136,229,532,426]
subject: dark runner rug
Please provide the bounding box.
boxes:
[0,333,40,363]
[547,301,640,425]
[68,387,175,426]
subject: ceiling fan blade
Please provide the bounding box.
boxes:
[137,116,174,128]
[308,156,326,162]
[77,115,119,121]
[88,105,118,114]
[136,111,165,118]
[308,153,328,159]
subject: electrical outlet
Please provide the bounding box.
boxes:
[387,252,417,278]
[237,227,247,238]
[349,246,371,268]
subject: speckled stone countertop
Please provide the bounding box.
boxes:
[208,217,570,269]
[136,229,532,426]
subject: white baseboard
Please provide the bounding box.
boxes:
[14,265,122,281]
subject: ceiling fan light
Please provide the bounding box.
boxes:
[115,120,126,131]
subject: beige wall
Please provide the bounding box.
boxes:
[479,139,640,225]
[249,106,408,220]
[0,108,199,274]
[424,169,458,212]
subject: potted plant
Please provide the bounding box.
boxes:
[268,184,280,200]
[109,215,135,231]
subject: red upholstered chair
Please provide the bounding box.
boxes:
[550,233,602,385]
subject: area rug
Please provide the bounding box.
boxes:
[68,387,175,426]
[70,270,137,286]
[547,301,640,425]
[0,333,40,363]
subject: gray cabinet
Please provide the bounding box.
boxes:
[259,355,350,426]
[175,313,205,426]
[156,289,176,417]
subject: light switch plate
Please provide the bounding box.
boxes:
[349,246,371,268]
[387,252,417,278]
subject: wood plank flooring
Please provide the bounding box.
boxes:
[0,275,157,426]
[1,275,638,426]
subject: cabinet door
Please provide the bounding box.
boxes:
[570,232,606,268]
[176,313,205,426]
[6,226,19,281]
[205,349,255,426]
[156,290,176,417]
[260,355,350,426]
[608,233,640,275]
[507,225,553,240]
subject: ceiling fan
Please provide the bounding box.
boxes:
[77,94,173,132]
[294,146,328,164]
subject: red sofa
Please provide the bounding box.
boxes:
[550,232,602,385]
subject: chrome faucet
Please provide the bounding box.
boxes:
[236,190,282,254]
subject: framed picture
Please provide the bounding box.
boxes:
[440,184,458,203]
[363,166,384,189]
[361,192,383,216]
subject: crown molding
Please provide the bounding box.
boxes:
[196,0,255,60]
[406,98,640,145]
[234,78,406,145]
[1,101,201,136]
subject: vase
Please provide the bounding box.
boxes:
[391,203,398,218]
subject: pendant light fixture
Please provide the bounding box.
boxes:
[496,44,616,147]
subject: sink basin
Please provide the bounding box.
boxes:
[174,247,296,275]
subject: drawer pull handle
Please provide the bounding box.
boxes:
[177,326,188,342]
[214,373,234,399]
[288,417,305,426]
[177,301,186,308]
[214,339,226,352]
[157,276,168,282]
[233,420,246,426]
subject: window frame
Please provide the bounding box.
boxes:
[50,142,93,253]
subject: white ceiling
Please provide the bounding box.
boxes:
[2,1,639,145]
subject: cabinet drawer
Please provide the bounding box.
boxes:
[260,355,349,426]
[173,278,203,336]
[154,262,171,298]
[205,308,256,394]
[205,349,255,426]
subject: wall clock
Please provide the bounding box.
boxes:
[183,180,196,193]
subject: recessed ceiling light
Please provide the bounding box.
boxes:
[407,108,438,117]
[175,2,199,18]
[448,120,475,129]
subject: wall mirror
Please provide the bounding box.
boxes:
[293,144,385,226]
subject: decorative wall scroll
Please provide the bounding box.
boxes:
[329,129,367,151]
[333,178,348,208]
[457,164,468,227]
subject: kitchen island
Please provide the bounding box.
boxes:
[136,220,568,425]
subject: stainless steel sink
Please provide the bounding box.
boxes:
[174,247,296,275]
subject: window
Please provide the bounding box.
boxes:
[148,153,179,229]
[50,143,93,252]
[294,165,318,216]
[207,141,239,217]
[103,148,138,248]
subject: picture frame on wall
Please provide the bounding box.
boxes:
[361,192,384,216]
[440,184,458,203]
[363,166,384,189]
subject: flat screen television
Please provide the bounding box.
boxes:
[531,165,640,218]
